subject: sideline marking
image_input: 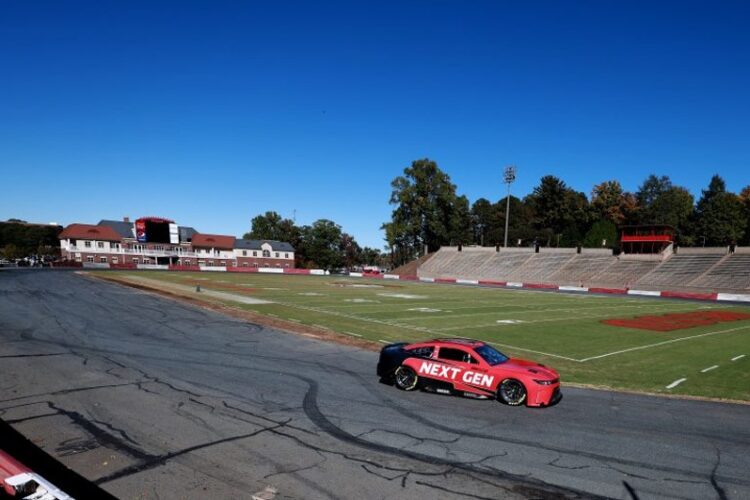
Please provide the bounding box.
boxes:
[700,365,718,373]
[378,339,390,344]
[577,325,750,363]
[666,378,687,389]
[732,354,746,361]
[343,331,362,337]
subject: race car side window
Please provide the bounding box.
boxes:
[437,347,476,363]
[408,346,434,358]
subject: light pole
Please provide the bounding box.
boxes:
[503,165,516,248]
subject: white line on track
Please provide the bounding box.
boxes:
[578,325,750,363]
[731,354,745,361]
[378,339,390,344]
[700,365,719,373]
[666,378,687,389]
[343,331,362,337]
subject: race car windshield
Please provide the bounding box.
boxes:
[474,345,509,366]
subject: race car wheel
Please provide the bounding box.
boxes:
[498,379,527,406]
[394,366,418,391]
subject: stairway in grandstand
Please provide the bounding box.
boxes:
[414,245,746,292]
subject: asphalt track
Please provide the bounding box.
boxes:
[0,271,748,499]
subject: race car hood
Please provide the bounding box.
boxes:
[498,358,559,381]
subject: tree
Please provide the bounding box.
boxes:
[0,221,61,258]
[470,198,494,246]
[591,180,627,225]
[359,247,383,266]
[339,232,361,270]
[636,174,672,212]
[448,195,472,245]
[301,219,344,271]
[740,185,750,245]
[244,211,287,241]
[582,220,618,248]
[634,175,694,242]
[694,176,744,245]
[386,158,469,257]
[492,196,536,246]
[525,176,592,246]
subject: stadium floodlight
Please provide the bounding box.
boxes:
[503,165,516,248]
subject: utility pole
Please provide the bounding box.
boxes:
[503,165,516,248]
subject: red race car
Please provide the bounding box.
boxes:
[377,338,561,407]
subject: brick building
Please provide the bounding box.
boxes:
[58,217,294,268]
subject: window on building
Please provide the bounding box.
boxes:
[184,259,190,265]
[242,250,247,256]
[99,257,107,263]
[86,256,94,262]
[209,260,214,266]
[112,257,118,264]
[285,253,289,258]
[243,262,248,267]
[253,251,257,257]
[275,252,279,258]
[263,250,270,258]
[97,242,104,249]
[84,241,91,248]
[133,258,139,264]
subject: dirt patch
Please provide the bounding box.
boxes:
[87,272,381,352]
[602,310,750,332]
[172,276,260,294]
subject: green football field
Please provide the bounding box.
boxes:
[94,271,750,402]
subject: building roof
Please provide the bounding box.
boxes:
[234,239,295,252]
[178,226,197,242]
[59,224,122,242]
[191,233,236,249]
[98,220,135,239]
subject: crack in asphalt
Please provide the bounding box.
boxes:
[94,419,291,484]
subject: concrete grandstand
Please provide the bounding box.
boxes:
[414,245,750,294]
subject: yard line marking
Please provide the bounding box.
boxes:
[392,302,706,323]
[578,324,750,362]
[378,339,390,344]
[666,378,687,389]
[700,365,719,373]
[432,308,698,331]
[343,331,362,337]
[731,354,746,361]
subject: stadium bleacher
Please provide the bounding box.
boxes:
[414,245,747,292]
[507,253,577,282]
[548,254,614,285]
[689,253,750,290]
[636,253,725,287]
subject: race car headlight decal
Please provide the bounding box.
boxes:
[534,379,555,385]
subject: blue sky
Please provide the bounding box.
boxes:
[1,1,748,248]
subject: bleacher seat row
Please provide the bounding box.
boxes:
[416,248,750,292]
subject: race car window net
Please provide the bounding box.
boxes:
[474,345,509,366]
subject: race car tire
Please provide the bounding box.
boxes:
[394,366,419,391]
[497,378,527,406]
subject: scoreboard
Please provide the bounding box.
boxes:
[135,217,178,244]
